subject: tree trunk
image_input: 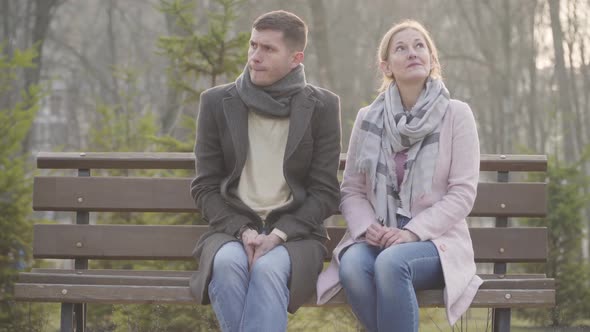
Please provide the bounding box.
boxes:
[24,0,54,88]
[307,0,335,89]
[525,0,540,152]
[500,0,512,153]
[160,3,188,135]
[21,0,60,153]
[455,0,500,153]
[1,0,15,112]
[548,0,577,162]
[107,0,121,106]
[1,0,14,58]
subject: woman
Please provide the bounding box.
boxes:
[316,20,483,331]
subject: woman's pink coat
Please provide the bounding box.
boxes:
[316,100,483,326]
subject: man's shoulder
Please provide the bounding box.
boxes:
[306,84,339,104]
[201,82,237,100]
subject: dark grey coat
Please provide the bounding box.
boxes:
[189,82,341,313]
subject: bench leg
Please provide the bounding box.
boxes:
[493,308,511,332]
[60,303,74,332]
[74,303,86,332]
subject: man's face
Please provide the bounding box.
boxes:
[247,28,302,87]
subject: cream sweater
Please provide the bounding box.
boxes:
[236,111,293,222]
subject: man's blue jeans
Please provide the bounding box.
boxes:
[339,240,444,332]
[208,241,291,332]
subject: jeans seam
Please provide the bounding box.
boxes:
[405,255,441,277]
[209,280,232,332]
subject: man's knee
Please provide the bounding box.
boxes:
[212,242,248,276]
[250,247,290,283]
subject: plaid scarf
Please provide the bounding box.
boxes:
[355,78,450,226]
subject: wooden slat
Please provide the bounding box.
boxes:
[13,283,555,308]
[33,224,548,262]
[479,274,547,279]
[18,272,554,290]
[33,177,547,217]
[471,182,546,217]
[30,269,194,278]
[478,278,554,290]
[37,152,547,172]
[479,154,547,172]
[33,177,196,213]
[471,228,548,262]
[34,224,198,260]
[27,269,548,280]
[14,283,193,304]
[18,272,189,287]
[37,152,195,170]
[318,288,555,308]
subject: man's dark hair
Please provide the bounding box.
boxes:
[253,10,308,51]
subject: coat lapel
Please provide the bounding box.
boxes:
[221,86,316,173]
[222,89,249,180]
[285,87,316,161]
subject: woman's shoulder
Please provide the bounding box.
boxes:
[358,105,371,116]
[447,99,476,122]
[448,99,472,115]
[353,105,372,123]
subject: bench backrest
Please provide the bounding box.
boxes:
[32,152,548,264]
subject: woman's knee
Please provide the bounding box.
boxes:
[374,247,409,280]
[339,243,375,286]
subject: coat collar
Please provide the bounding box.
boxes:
[222,85,317,168]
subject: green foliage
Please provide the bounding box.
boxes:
[73,1,249,329]
[517,156,590,326]
[89,67,158,153]
[0,45,49,331]
[81,43,214,332]
[151,115,196,153]
[89,102,158,152]
[82,68,201,331]
[110,304,218,332]
[288,307,359,331]
[156,0,248,103]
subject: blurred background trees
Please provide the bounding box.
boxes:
[1,0,589,330]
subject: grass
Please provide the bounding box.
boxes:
[288,307,590,332]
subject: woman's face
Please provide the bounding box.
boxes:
[381,28,432,86]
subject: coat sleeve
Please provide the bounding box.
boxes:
[273,93,342,240]
[404,101,480,240]
[190,90,253,237]
[339,108,380,240]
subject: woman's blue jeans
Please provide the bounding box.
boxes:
[208,241,291,332]
[339,237,444,332]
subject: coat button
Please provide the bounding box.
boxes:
[439,244,447,252]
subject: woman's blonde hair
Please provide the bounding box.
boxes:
[377,20,442,92]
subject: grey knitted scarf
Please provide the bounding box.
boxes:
[235,64,307,118]
[355,78,450,226]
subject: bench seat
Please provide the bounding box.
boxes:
[14,152,555,332]
[16,274,554,307]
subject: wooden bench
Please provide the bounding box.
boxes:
[15,152,555,332]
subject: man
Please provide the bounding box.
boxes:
[189,10,341,332]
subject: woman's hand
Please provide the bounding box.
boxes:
[381,229,419,248]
